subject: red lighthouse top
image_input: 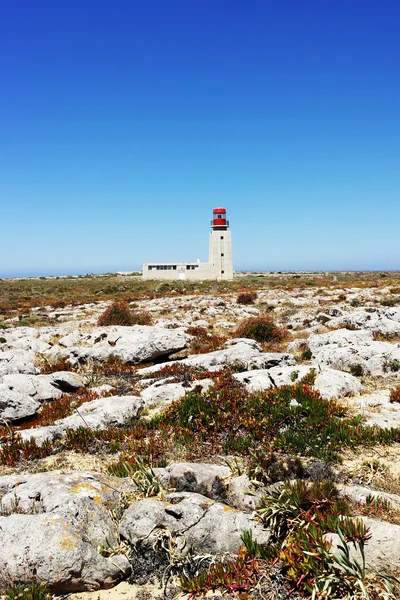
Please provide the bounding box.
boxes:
[211,207,229,229]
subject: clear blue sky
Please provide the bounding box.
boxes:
[1,1,399,277]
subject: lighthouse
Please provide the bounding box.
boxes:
[142,208,234,281]
[209,208,233,281]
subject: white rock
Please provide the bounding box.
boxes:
[327,517,400,573]
[141,382,187,408]
[314,368,363,399]
[0,350,38,376]
[55,395,144,430]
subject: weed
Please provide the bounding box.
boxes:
[385,360,400,373]
[247,450,304,485]
[98,302,134,326]
[356,494,400,526]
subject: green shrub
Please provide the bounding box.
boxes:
[4,582,51,600]
[350,363,364,377]
[234,315,288,344]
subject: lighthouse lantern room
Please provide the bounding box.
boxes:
[211,208,229,229]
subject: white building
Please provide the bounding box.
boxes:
[142,207,233,281]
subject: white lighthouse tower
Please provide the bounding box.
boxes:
[209,207,233,280]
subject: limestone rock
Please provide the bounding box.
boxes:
[140,382,187,408]
[234,369,274,391]
[327,517,400,573]
[308,328,400,376]
[63,326,189,365]
[0,514,130,592]
[157,463,231,502]
[120,491,270,554]
[55,395,144,430]
[0,350,38,376]
[0,471,135,592]
[313,368,363,399]
[0,388,40,421]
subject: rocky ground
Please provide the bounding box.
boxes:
[1,272,400,599]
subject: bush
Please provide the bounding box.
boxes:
[236,292,257,305]
[350,363,364,377]
[97,302,153,327]
[187,326,225,354]
[390,387,400,404]
[130,310,153,325]
[234,315,288,344]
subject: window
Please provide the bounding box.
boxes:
[220,236,223,239]
[222,270,225,274]
[221,253,224,257]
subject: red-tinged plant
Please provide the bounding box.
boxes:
[98,302,153,327]
[390,386,400,404]
[234,315,289,345]
[236,292,257,305]
[186,326,226,354]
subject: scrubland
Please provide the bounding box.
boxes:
[1,271,400,600]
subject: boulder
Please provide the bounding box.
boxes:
[0,514,130,593]
[0,388,40,421]
[338,484,400,509]
[308,329,400,376]
[327,517,400,573]
[234,369,274,391]
[120,491,270,555]
[55,395,144,431]
[0,471,135,592]
[313,368,363,399]
[0,371,87,422]
[157,463,231,502]
[140,382,187,408]
[327,308,400,336]
[267,365,313,387]
[140,340,296,376]
[58,326,189,365]
[0,350,38,376]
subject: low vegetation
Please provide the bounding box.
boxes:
[2,370,400,470]
[234,314,290,346]
[2,271,400,323]
[390,386,400,403]
[236,292,257,305]
[97,301,153,326]
[186,325,226,354]
[180,481,400,599]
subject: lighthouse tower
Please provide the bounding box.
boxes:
[209,207,233,281]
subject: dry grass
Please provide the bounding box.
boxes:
[2,271,400,321]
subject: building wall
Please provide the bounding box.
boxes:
[209,230,233,280]
[142,262,217,281]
